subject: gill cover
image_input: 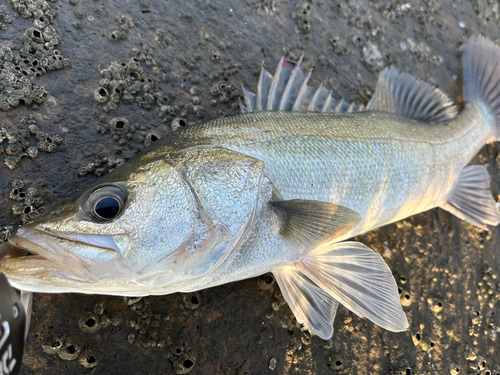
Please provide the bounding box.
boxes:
[0,148,267,296]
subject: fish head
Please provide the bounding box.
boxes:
[0,156,220,296]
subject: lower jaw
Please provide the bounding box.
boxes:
[0,240,25,261]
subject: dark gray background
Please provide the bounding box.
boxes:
[1,0,499,374]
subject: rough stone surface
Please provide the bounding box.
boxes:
[0,0,499,374]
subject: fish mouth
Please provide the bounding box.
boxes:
[0,227,122,292]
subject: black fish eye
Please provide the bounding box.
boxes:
[85,186,127,222]
[94,197,121,219]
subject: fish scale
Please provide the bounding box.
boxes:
[2,37,500,340]
[150,106,490,237]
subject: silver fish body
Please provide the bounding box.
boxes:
[126,102,493,292]
[156,103,494,240]
[2,37,500,339]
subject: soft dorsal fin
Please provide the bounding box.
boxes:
[268,200,360,253]
[367,67,457,122]
[240,57,363,114]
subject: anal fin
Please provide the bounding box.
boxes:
[273,241,408,339]
[441,165,500,227]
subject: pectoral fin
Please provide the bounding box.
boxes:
[441,165,500,227]
[273,241,408,339]
[268,200,360,253]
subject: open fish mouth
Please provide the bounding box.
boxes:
[0,228,122,292]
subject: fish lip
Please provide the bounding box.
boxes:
[33,229,123,254]
[0,239,25,261]
[7,229,59,260]
[9,227,121,255]
[1,227,121,282]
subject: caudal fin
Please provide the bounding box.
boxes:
[463,37,500,140]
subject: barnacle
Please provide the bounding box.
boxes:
[78,350,98,368]
[78,313,101,334]
[41,336,64,355]
[0,1,70,111]
[257,273,275,290]
[171,351,196,374]
[144,132,160,147]
[182,292,200,310]
[171,117,187,131]
[57,339,82,361]
[109,117,132,135]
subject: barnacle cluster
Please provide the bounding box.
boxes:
[0,0,70,111]
[462,263,500,374]
[292,2,312,34]
[42,335,96,368]
[42,302,121,369]
[78,303,122,334]
[94,44,177,115]
[77,153,125,177]
[94,43,228,126]
[209,81,239,106]
[9,179,45,223]
[206,59,242,82]
[108,14,135,42]
[0,115,63,169]
[169,344,196,374]
[0,5,12,30]
[127,298,164,348]
[95,116,162,148]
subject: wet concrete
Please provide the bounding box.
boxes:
[1,0,500,374]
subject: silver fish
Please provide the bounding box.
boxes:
[2,37,500,340]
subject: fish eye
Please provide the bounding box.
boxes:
[85,186,127,222]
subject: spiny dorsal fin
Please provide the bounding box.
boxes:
[367,66,457,122]
[241,85,256,112]
[440,165,500,227]
[241,57,363,114]
[256,65,273,111]
[268,199,360,253]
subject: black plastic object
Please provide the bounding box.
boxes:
[0,272,25,375]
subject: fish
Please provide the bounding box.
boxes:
[1,36,500,340]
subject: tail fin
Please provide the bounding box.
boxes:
[463,37,500,140]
